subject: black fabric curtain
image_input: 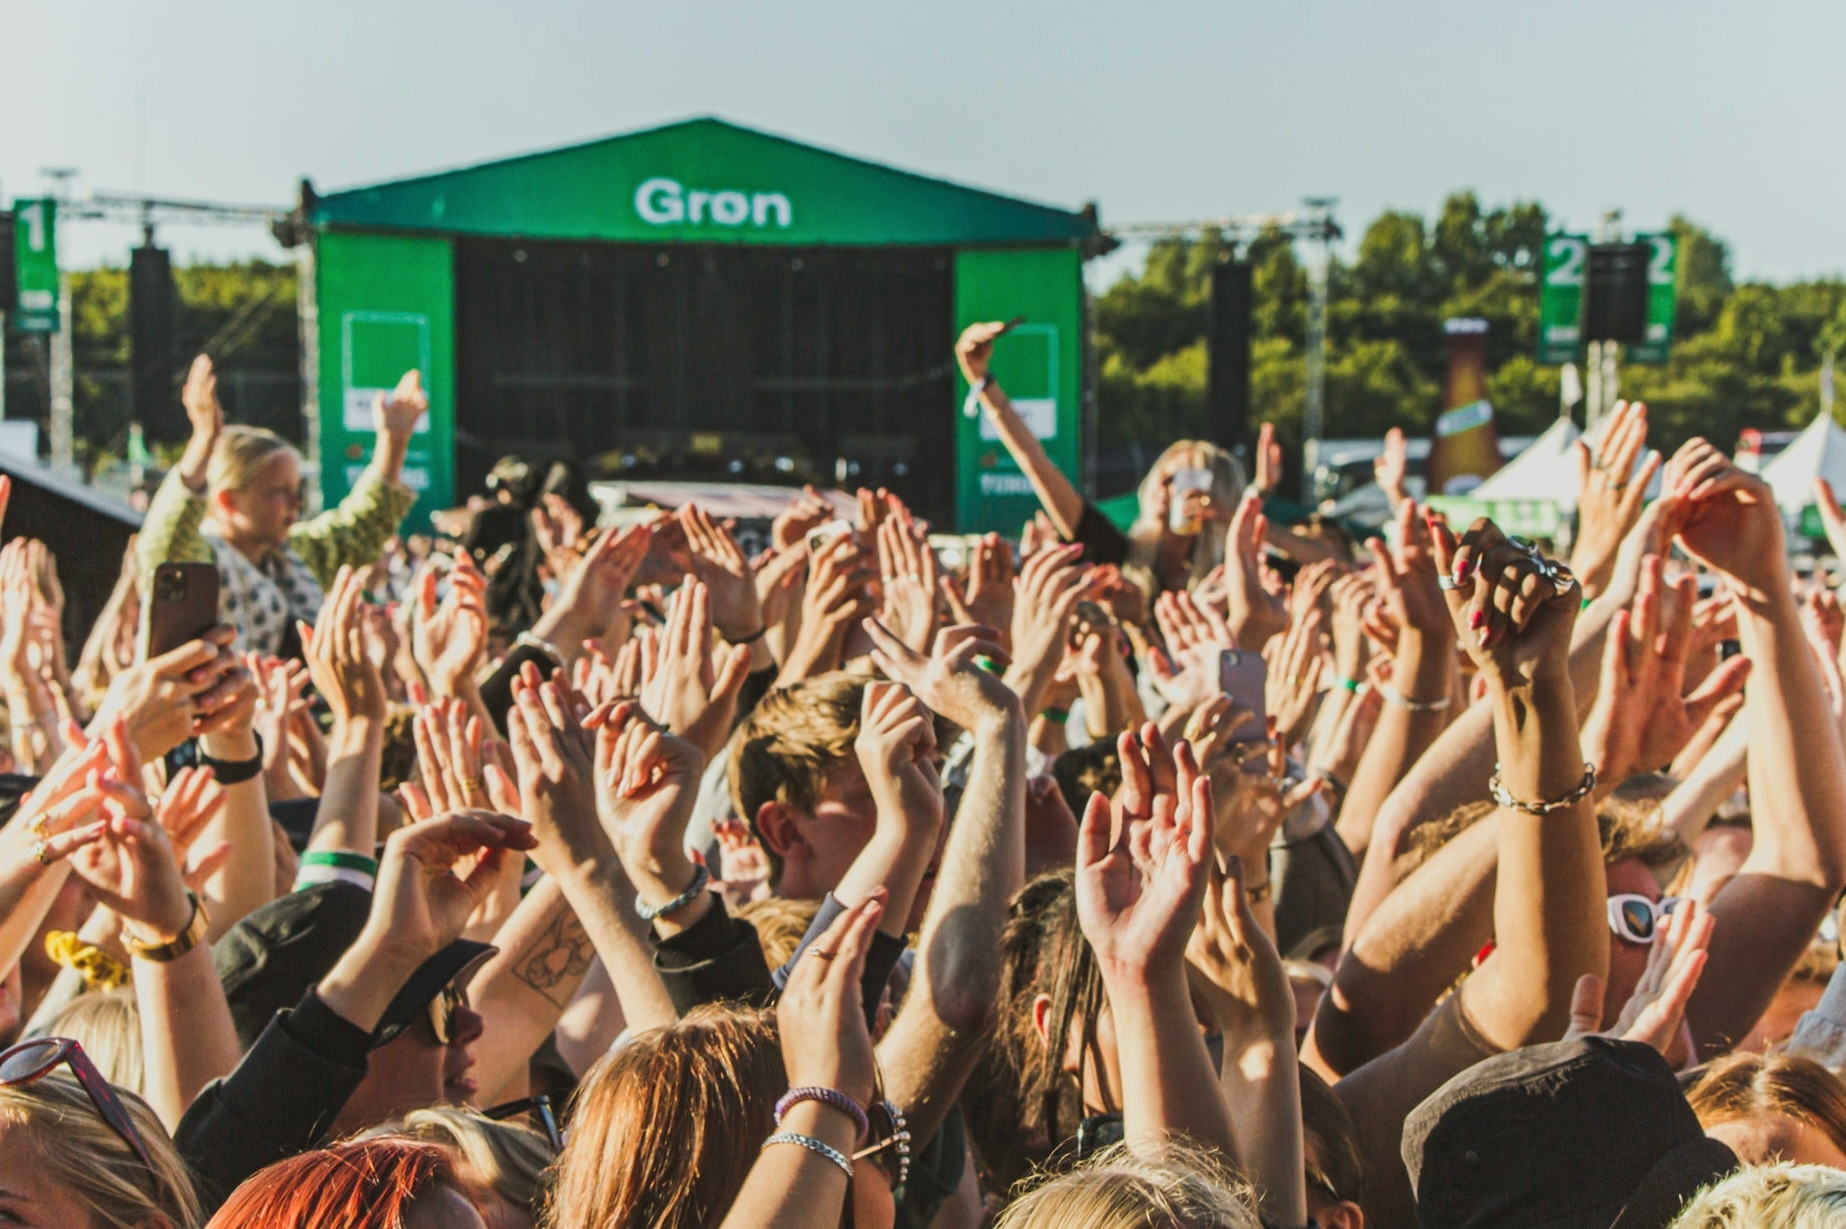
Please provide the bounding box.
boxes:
[453,238,956,525]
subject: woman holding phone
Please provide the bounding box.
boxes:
[956,321,1244,602]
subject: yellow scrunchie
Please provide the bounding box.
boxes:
[44,931,132,992]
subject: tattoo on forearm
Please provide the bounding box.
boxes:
[513,909,596,1009]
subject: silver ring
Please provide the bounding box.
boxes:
[1437,575,1458,591]
[1507,535,1537,554]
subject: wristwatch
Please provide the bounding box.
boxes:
[124,891,211,963]
[200,733,264,785]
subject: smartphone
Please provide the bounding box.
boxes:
[1217,649,1267,743]
[145,562,221,658]
[805,519,855,553]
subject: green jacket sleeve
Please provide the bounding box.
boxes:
[135,467,215,587]
[287,469,417,588]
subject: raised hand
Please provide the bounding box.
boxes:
[638,578,751,760]
[1565,897,1712,1059]
[1265,603,1326,752]
[863,619,1021,735]
[964,533,1017,644]
[854,681,942,832]
[1374,426,1409,509]
[539,523,655,659]
[1662,439,1787,602]
[413,697,492,815]
[777,534,875,685]
[1254,421,1283,497]
[709,816,773,909]
[365,810,537,963]
[1580,557,1753,788]
[373,370,428,441]
[69,760,214,949]
[954,321,1011,385]
[412,555,488,698]
[1432,519,1582,689]
[1075,723,1214,977]
[776,893,885,1108]
[1226,494,1287,651]
[876,510,941,654]
[1187,853,1294,1039]
[504,666,609,873]
[92,626,245,760]
[1571,401,1661,600]
[681,503,765,644]
[1368,500,1453,641]
[585,701,708,928]
[1005,543,1090,715]
[771,486,834,553]
[300,566,386,726]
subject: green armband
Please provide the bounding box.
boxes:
[294,850,379,893]
[1039,707,1071,725]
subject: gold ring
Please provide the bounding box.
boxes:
[808,948,838,961]
[32,837,52,866]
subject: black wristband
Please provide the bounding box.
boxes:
[200,733,264,785]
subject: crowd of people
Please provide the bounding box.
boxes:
[7,324,1846,1229]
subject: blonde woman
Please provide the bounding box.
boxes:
[0,1038,203,1229]
[994,1140,1258,1229]
[958,318,1243,602]
[136,354,423,655]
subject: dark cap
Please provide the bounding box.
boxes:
[214,882,495,1050]
[1403,1036,1736,1229]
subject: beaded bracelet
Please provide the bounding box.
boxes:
[635,862,711,922]
[762,1131,853,1178]
[775,1086,869,1139]
[1337,676,1362,694]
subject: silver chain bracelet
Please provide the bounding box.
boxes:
[1488,762,1598,814]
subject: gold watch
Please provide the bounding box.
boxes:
[124,891,211,963]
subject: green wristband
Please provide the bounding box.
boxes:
[1338,676,1361,694]
[1039,708,1071,725]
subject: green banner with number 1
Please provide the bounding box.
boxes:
[11,200,59,334]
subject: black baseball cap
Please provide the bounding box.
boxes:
[214,882,495,1050]
[1403,1036,1736,1229]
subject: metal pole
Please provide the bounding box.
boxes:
[296,242,322,514]
[1301,228,1330,503]
[1585,340,1603,429]
[49,273,73,475]
[0,313,7,422]
[1601,338,1620,419]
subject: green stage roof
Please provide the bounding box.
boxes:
[313,117,1100,248]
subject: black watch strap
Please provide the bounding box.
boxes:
[200,732,264,785]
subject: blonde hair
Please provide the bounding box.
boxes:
[995,1138,1259,1229]
[44,990,145,1095]
[0,1075,202,1229]
[208,425,300,497]
[1671,1163,1846,1228]
[736,895,823,970]
[1124,439,1245,598]
[363,1106,555,1219]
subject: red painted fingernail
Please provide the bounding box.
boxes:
[1468,609,1486,630]
[1456,561,1474,581]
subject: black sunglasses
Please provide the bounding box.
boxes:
[483,1093,563,1152]
[0,1038,155,1172]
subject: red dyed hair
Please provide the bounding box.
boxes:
[206,1139,457,1229]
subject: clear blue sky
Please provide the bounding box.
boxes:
[10,0,1841,286]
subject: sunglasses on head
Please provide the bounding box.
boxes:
[852,1099,911,1188]
[1607,893,1681,944]
[0,1038,155,1172]
[483,1092,563,1151]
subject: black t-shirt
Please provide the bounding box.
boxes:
[1068,502,1130,567]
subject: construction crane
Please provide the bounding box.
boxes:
[1104,199,1341,502]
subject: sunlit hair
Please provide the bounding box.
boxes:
[966,870,1106,1191]
[1670,1163,1846,1228]
[209,425,300,498]
[736,895,823,970]
[1684,1051,1846,1157]
[728,671,866,883]
[543,1004,785,1229]
[994,1138,1259,1229]
[44,989,144,1095]
[1399,796,1687,881]
[1124,439,1245,598]
[362,1107,555,1223]
[205,1138,455,1229]
[0,1075,202,1229]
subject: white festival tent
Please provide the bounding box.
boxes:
[1465,416,1582,506]
[1465,414,1663,510]
[1758,410,1846,514]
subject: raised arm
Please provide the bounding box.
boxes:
[1664,441,1846,1055]
[1335,500,1457,858]
[300,567,387,867]
[864,619,1027,1149]
[1075,723,1236,1154]
[956,322,1085,538]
